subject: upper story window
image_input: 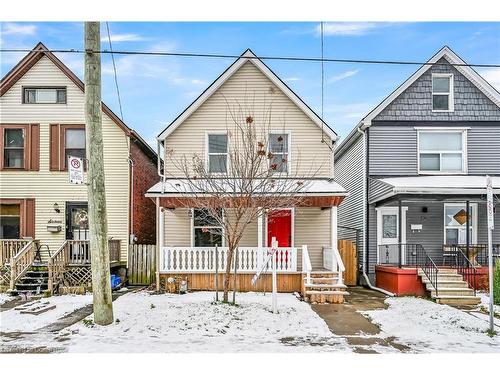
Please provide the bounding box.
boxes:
[64,128,86,167]
[207,133,228,173]
[268,133,289,173]
[418,129,466,174]
[23,87,67,104]
[3,128,24,168]
[432,74,453,112]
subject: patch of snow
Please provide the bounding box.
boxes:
[1,294,92,332]
[477,292,500,315]
[54,291,351,353]
[362,297,500,353]
[0,293,15,305]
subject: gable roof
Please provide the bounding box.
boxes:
[0,42,157,162]
[157,49,337,141]
[335,46,500,157]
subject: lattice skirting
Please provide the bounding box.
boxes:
[0,265,11,286]
[62,266,93,287]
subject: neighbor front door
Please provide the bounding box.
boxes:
[66,202,89,240]
[267,209,292,247]
[376,207,407,264]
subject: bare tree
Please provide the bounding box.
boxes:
[165,98,322,303]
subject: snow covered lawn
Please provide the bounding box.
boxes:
[0,293,16,305]
[54,291,351,353]
[478,292,500,315]
[362,297,500,353]
[1,294,92,332]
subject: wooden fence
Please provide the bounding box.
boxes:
[338,239,358,286]
[128,244,156,285]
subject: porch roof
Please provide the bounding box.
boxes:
[369,176,500,204]
[146,178,348,207]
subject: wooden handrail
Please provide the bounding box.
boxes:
[302,245,312,284]
[47,240,69,293]
[10,240,36,290]
[0,239,30,266]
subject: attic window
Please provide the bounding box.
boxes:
[432,74,453,112]
[23,87,67,104]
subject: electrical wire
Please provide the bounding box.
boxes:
[2,48,500,68]
[105,22,124,121]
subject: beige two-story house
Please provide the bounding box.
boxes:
[146,50,349,303]
[0,42,158,293]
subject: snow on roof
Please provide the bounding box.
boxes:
[146,178,347,197]
[379,175,500,195]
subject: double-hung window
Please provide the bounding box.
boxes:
[64,128,86,168]
[23,87,67,104]
[418,130,466,173]
[3,128,24,168]
[192,208,223,247]
[432,74,453,111]
[268,133,289,173]
[207,133,228,173]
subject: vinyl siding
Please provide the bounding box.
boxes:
[0,56,130,261]
[164,61,333,178]
[334,135,364,261]
[163,206,331,270]
[368,178,394,204]
[368,123,500,176]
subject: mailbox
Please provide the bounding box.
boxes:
[47,223,62,233]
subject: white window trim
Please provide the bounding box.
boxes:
[431,73,454,112]
[264,207,295,247]
[443,203,478,245]
[205,131,229,175]
[416,128,468,175]
[267,130,292,175]
[190,208,225,247]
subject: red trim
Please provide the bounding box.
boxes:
[375,265,427,296]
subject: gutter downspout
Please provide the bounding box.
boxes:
[357,125,395,297]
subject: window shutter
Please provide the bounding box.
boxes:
[49,124,61,171]
[29,124,40,171]
[22,198,36,238]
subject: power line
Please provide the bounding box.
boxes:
[105,22,124,121]
[2,48,500,68]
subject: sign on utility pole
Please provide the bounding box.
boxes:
[486,175,494,333]
[84,21,113,325]
[68,156,84,184]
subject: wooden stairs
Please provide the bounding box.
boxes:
[418,268,480,306]
[302,271,349,304]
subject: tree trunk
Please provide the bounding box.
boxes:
[84,21,113,325]
[222,245,235,302]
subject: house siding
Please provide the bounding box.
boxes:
[164,61,334,178]
[334,135,364,263]
[0,56,130,261]
[373,57,500,122]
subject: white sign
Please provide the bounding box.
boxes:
[486,176,494,230]
[68,156,84,184]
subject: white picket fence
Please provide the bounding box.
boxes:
[160,246,297,273]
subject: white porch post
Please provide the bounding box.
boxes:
[155,199,162,291]
[330,205,339,276]
[257,208,263,267]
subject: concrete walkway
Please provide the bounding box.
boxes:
[312,287,411,353]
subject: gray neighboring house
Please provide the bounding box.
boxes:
[335,46,500,287]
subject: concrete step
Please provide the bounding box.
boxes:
[425,280,468,288]
[418,270,459,277]
[434,295,481,306]
[430,288,475,297]
[304,283,347,289]
[421,274,464,282]
[305,290,349,295]
[303,277,339,282]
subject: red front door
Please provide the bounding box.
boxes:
[267,209,292,247]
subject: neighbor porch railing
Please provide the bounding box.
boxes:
[448,245,478,295]
[9,240,37,290]
[0,239,30,266]
[322,246,345,285]
[160,246,298,273]
[444,244,500,267]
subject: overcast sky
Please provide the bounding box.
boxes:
[1,22,499,146]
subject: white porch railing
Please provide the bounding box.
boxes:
[160,246,297,273]
[322,246,345,285]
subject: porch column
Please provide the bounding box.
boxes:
[398,200,402,268]
[257,208,263,249]
[155,198,162,291]
[330,206,338,271]
[466,200,470,259]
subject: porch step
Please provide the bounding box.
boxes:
[304,277,339,282]
[305,290,349,304]
[304,283,346,289]
[434,295,481,306]
[424,280,468,288]
[420,274,464,282]
[12,264,49,296]
[429,287,475,297]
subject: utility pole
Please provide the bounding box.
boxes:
[85,21,113,325]
[486,176,495,333]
